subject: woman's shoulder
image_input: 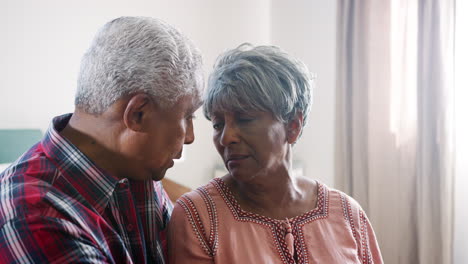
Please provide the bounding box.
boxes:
[170,179,222,247]
[308,180,365,212]
[175,178,221,208]
[326,187,370,225]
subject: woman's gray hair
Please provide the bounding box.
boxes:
[204,43,314,134]
[76,16,203,114]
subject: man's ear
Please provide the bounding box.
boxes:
[286,112,304,144]
[123,94,152,131]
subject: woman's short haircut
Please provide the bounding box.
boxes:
[204,43,314,134]
[76,16,203,115]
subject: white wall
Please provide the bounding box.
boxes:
[454,1,468,262]
[271,0,337,187]
[0,0,271,189]
[0,0,336,189]
[454,99,468,264]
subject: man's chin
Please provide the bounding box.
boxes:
[151,160,175,181]
[151,167,169,181]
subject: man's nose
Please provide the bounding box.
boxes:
[184,121,195,144]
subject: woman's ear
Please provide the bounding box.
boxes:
[286,112,304,144]
[123,94,151,132]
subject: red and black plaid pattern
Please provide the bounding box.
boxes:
[0,114,173,264]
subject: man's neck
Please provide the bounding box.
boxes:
[59,109,128,179]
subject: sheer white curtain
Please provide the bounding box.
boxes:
[336,0,455,263]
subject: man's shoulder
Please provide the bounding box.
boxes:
[1,148,60,186]
[0,152,63,225]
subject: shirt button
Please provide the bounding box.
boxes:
[127,224,134,232]
[118,179,129,188]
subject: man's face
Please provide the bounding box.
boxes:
[127,94,201,181]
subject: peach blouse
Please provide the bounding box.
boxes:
[168,178,383,264]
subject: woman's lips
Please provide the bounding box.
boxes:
[226,155,249,167]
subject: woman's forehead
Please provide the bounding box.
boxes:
[210,103,256,115]
[210,108,273,119]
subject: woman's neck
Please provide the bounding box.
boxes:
[224,167,317,220]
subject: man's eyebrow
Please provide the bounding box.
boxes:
[186,107,199,117]
[191,99,203,110]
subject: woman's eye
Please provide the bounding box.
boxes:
[213,123,223,130]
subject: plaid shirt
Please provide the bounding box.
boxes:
[0,114,173,264]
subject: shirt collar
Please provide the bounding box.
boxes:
[41,113,120,214]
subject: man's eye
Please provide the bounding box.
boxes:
[186,114,196,121]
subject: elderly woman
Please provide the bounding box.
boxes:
[168,44,383,263]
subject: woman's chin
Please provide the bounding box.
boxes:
[228,169,258,183]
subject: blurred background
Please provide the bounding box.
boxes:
[0,0,466,263]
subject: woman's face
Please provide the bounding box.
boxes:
[211,109,291,182]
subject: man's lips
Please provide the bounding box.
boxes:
[169,152,183,168]
[174,151,183,160]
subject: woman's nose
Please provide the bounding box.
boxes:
[219,123,240,146]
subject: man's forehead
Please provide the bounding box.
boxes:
[183,94,203,112]
[192,97,203,109]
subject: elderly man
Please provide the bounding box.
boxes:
[0,17,203,263]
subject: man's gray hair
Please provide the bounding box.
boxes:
[204,43,314,133]
[76,16,203,114]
